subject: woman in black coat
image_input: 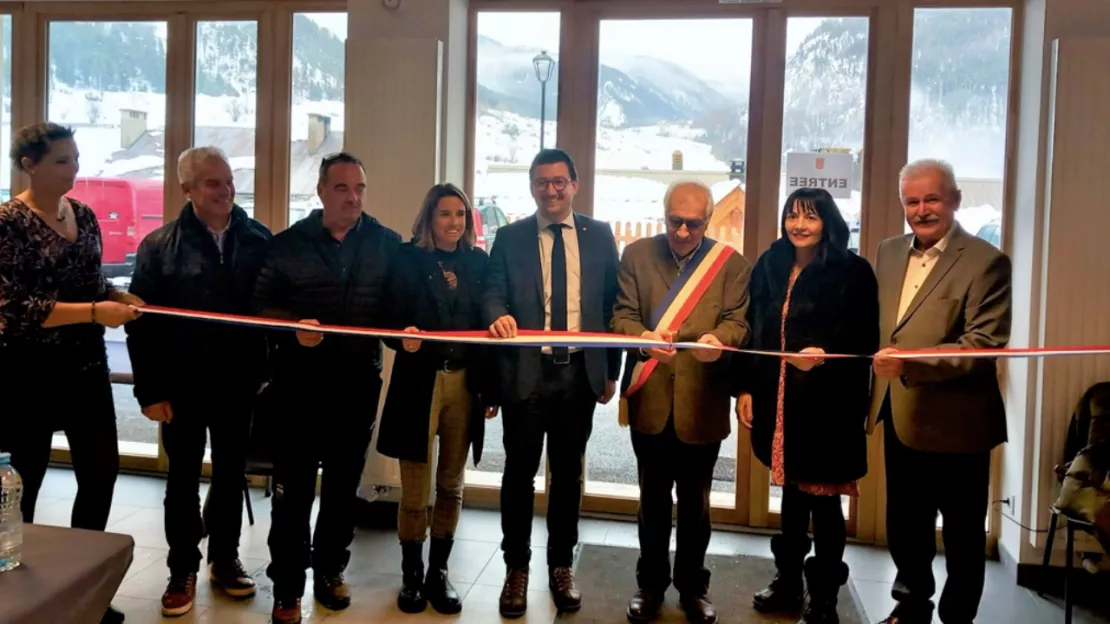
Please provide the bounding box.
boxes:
[734,188,879,624]
[376,183,498,616]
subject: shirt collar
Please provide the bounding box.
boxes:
[537,211,575,232]
[912,221,958,256]
[311,208,364,239]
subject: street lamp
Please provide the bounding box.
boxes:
[533,50,554,150]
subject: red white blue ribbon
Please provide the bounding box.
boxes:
[136,305,1110,360]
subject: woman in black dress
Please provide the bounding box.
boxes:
[376,183,498,616]
[735,188,878,624]
[0,122,142,533]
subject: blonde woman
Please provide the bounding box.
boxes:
[376,183,499,615]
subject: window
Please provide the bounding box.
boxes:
[47,20,169,457]
[587,18,754,501]
[903,8,1012,250]
[289,13,347,226]
[779,17,869,256]
[767,16,871,516]
[194,21,259,220]
[1,16,10,202]
[471,11,561,253]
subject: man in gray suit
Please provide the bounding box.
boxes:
[613,181,751,624]
[869,159,1012,624]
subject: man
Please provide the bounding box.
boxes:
[126,146,272,617]
[612,181,751,624]
[253,152,401,624]
[869,159,1011,624]
[483,148,621,618]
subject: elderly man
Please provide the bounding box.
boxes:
[126,146,272,616]
[612,181,751,624]
[253,152,401,624]
[870,159,1011,624]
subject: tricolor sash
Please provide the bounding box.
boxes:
[618,238,736,426]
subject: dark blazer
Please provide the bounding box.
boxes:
[377,242,494,464]
[125,203,271,407]
[866,224,1011,454]
[735,238,879,484]
[612,235,752,444]
[481,213,621,405]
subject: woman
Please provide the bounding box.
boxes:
[734,188,878,624]
[376,183,498,615]
[0,123,142,623]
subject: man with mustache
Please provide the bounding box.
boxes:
[482,148,621,618]
[126,146,272,616]
[869,159,1012,624]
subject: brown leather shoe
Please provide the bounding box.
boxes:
[271,597,302,624]
[160,572,197,617]
[499,566,529,618]
[680,592,718,624]
[313,573,352,611]
[626,588,664,622]
[549,566,582,613]
[209,559,257,598]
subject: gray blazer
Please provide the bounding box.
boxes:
[866,224,1012,454]
[612,236,752,445]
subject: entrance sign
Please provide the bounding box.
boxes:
[785,151,854,199]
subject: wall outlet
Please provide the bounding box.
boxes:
[1000,496,1014,509]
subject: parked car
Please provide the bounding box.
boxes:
[67,177,164,278]
[975,219,1002,249]
[476,197,508,252]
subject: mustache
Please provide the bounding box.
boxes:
[913,214,940,224]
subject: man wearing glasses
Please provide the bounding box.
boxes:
[252,152,402,624]
[482,148,621,618]
[612,181,751,624]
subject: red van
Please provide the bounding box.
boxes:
[68,177,164,278]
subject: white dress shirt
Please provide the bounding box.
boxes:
[536,212,582,354]
[897,224,957,322]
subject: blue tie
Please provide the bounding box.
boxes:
[549,223,568,359]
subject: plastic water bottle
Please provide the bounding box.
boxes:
[0,452,23,572]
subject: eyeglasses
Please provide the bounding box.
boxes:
[667,216,706,231]
[533,177,570,192]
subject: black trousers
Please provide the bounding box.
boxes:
[631,417,721,594]
[780,483,847,563]
[162,389,254,573]
[884,419,990,623]
[266,382,378,599]
[500,353,596,569]
[0,367,119,531]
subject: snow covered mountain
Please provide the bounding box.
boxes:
[476,35,742,129]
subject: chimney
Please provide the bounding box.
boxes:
[120,109,148,149]
[308,113,331,154]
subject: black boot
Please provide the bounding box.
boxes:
[425,536,462,614]
[799,557,849,624]
[397,541,427,613]
[753,534,810,613]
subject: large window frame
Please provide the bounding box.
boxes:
[7,1,343,476]
[466,0,1022,553]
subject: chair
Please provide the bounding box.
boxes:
[1041,507,1098,624]
[200,386,279,536]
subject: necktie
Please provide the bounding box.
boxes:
[549,223,568,359]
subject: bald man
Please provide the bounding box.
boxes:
[612,181,752,624]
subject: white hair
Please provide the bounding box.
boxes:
[177,146,229,186]
[663,180,715,219]
[898,158,958,198]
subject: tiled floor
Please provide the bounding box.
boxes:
[26,468,1107,623]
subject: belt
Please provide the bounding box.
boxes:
[441,359,466,373]
[542,350,583,366]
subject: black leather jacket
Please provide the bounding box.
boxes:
[125,203,272,407]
